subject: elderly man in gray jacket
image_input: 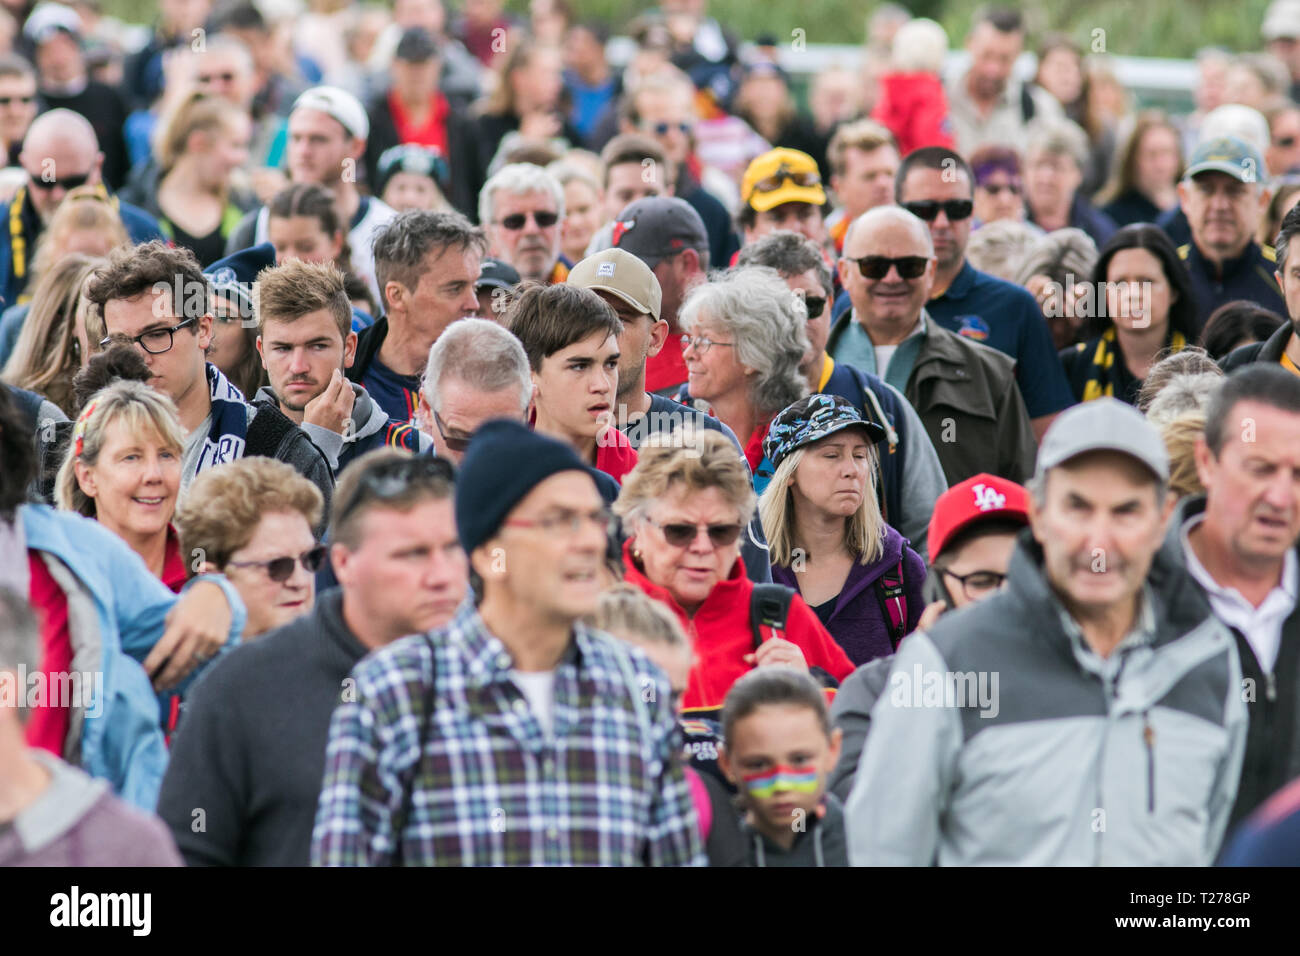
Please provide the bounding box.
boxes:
[846,399,1247,865]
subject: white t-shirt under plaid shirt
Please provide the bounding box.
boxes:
[311,601,705,866]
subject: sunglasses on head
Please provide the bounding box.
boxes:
[29,171,91,192]
[336,454,457,525]
[498,210,559,230]
[227,545,327,583]
[902,199,974,222]
[751,166,821,194]
[648,517,743,549]
[848,255,930,280]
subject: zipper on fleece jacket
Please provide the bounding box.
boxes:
[1142,711,1156,814]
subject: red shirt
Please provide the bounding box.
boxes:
[161,525,186,593]
[742,418,774,473]
[594,425,638,484]
[389,90,450,155]
[646,333,688,394]
[622,541,853,711]
[24,552,73,758]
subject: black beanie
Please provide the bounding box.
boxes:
[456,419,593,555]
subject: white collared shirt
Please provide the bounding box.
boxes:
[1181,514,1297,673]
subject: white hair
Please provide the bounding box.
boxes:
[891,18,948,73]
[966,219,1041,282]
[478,163,567,227]
[422,318,532,414]
[1144,372,1225,429]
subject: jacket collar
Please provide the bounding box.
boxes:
[1186,238,1267,280]
[1255,318,1294,364]
[932,260,976,302]
[621,538,748,622]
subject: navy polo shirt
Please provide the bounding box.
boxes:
[926,261,1074,419]
[1178,240,1286,330]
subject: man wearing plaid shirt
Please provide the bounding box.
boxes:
[312,420,705,865]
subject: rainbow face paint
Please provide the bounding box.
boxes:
[741,764,820,800]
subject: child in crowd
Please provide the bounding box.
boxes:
[870,17,954,156]
[719,668,846,866]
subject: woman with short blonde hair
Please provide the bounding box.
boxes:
[615,429,853,717]
[176,457,325,639]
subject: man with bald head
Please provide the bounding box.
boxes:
[0,109,162,308]
[828,205,1036,483]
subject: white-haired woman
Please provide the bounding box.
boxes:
[760,394,925,665]
[680,266,809,476]
[56,377,187,591]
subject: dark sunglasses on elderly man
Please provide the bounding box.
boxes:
[498,210,560,230]
[29,171,91,192]
[848,255,930,280]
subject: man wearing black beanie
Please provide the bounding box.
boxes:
[314,420,705,866]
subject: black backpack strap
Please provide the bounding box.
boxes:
[245,400,299,459]
[873,559,909,651]
[1020,84,1036,123]
[750,583,795,650]
[391,634,437,865]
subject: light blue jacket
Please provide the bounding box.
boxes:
[21,505,246,810]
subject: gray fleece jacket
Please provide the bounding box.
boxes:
[846,530,1247,866]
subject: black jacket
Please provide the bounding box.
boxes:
[156,589,369,866]
[364,90,478,220]
[1220,318,1293,372]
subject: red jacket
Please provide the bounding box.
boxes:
[871,71,954,156]
[622,541,854,711]
[594,424,638,484]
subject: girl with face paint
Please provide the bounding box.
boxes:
[718,668,847,866]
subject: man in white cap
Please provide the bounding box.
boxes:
[1264,0,1300,102]
[846,398,1247,865]
[227,86,396,302]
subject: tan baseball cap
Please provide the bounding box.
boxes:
[567,247,663,321]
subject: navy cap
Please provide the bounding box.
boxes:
[204,243,276,318]
[611,196,708,270]
[476,256,522,291]
[763,394,887,470]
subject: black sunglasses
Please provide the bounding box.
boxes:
[336,454,457,525]
[979,182,1022,196]
[797,294,827,318]
[647,517,743,549]
[227,544,327,582]
[433,409,472,453]
[30,171,91,192]
[498,210,559,230]
[848,255,930,280]
[902,199,974,222]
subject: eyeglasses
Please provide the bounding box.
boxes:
[29,171,91,192]
[497,210,559,230]
[940,567,1006,601]
[796,293,827,318]
[645,517,743,549]
[101,317,197,354]
[648,121,691,136]
[0,95,34,106]
[847,255,930,280]
[680,333,734,355]
[335,455,457,525]
[751,165,821,194]
[978,182,1022,197]
[902,199,973,222]
[433,409,472,454]
[227,544,327,582]
[198,72,236,84]
[504,506,614,536]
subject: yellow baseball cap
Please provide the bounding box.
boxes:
[741,148,827,213]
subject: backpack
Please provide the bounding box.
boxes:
[751,566,909,657]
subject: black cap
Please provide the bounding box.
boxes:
[476,257,522,292]
[395,27,439,63]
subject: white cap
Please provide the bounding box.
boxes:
[24,2,81,44]
[1264,0,1300,40]
[292,86,369,142]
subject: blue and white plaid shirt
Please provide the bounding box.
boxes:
[312,600,705,866]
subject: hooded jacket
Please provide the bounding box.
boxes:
[19,505,246,810]
[255,383,432,475]
[622,542,854,713]
[770,523,925,666]
[846,530,1247,866]
[741,791,849,867]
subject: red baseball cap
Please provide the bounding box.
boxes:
[928,474,1030,561]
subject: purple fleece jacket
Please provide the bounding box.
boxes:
[771,524,926,666]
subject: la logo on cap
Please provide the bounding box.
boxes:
[971,483,1005,512]
[596,261,616,277]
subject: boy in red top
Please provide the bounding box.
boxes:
[871,18,955,156]
[505,282,639,483]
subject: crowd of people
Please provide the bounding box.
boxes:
[6,0,1300,867]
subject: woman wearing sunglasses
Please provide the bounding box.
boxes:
[615,430,854,718]
[759,395,925,666]
[176,457,324,640]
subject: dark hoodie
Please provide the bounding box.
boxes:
[741,791,848,867]
[770,524,925,666]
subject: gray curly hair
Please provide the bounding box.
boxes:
[678,266,809,418]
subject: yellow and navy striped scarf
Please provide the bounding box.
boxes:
[1080,326,1187,403]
